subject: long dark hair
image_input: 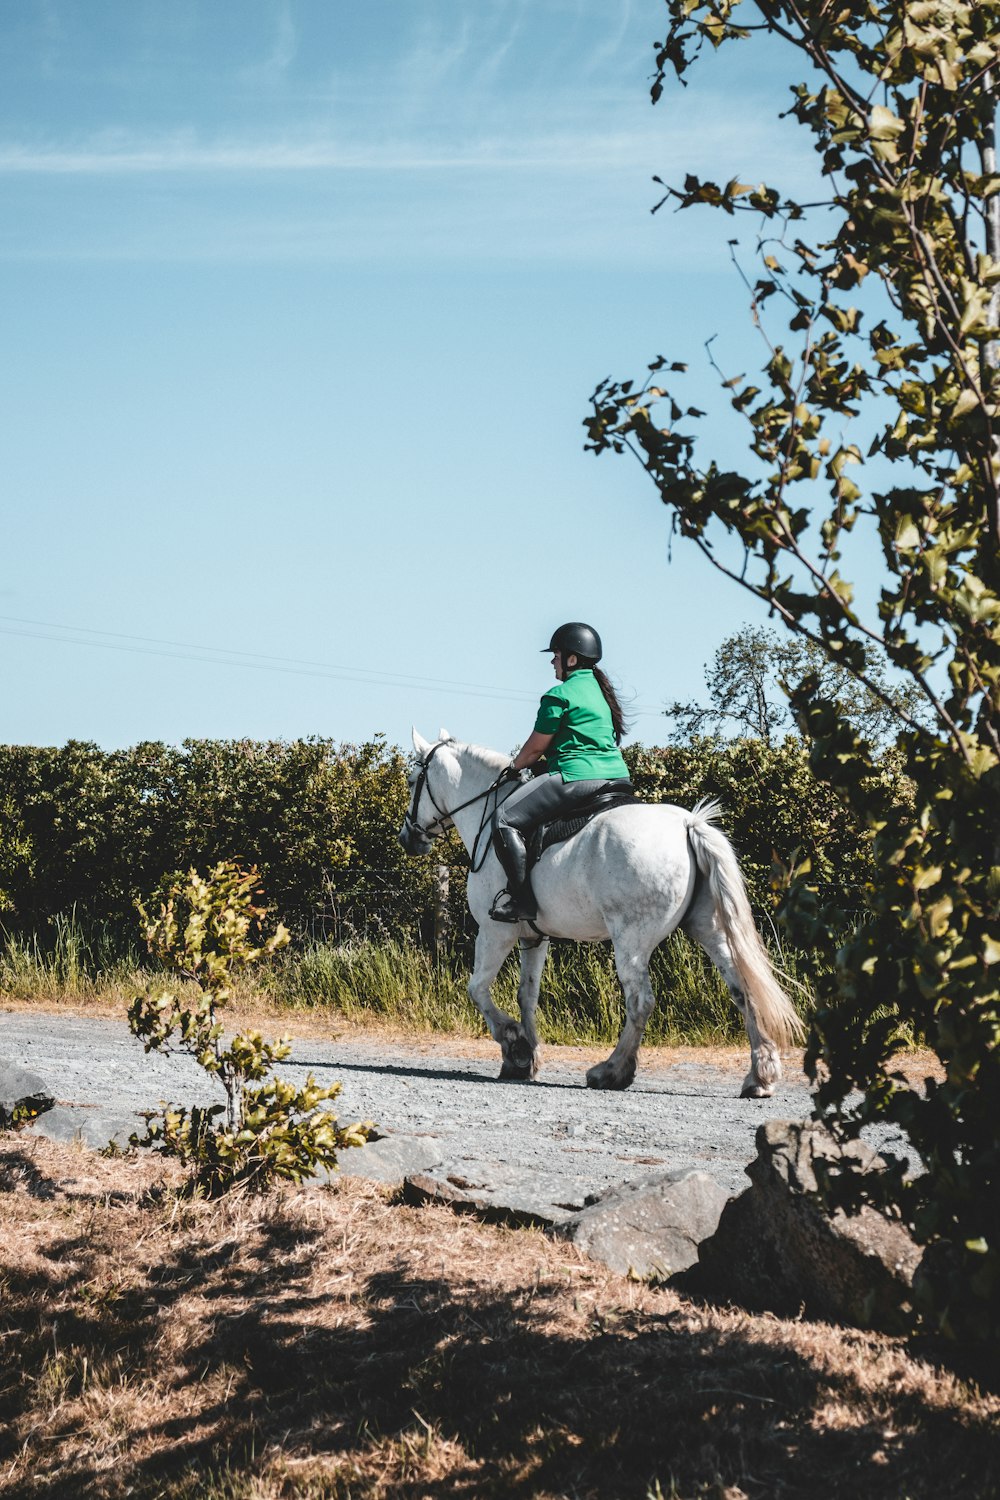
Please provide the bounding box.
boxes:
[577,658,630,744]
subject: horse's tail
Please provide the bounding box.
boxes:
[684,799,805,1049]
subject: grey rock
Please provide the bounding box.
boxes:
[695,1119,921,1332]
[30,1103,139,1150]
[403,1161,595,1227]
[333,1133,445,1186]
[0,1059,54,1128]
[555,1167,730,1278]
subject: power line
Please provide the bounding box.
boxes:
[0,612,666,716]
[0,616,536,706]
[0,613,665,718]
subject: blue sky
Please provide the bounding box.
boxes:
[2,0,829,755]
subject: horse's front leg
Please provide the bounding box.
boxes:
[467,924,535,1082]
[586,936,655,1092]
[509,935,548,1080]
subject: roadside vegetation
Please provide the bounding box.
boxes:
[0,707,886,1047]
[127,862,373,1196]
[0,725,889,944]
[0,912,811,1047]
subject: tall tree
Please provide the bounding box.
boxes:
[587,0,1000,1340]
[666,625,925,744]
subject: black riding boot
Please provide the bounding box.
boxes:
[490,823,537,922]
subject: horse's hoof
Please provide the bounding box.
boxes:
[500,1035,537,1081]
[499,1062,533,1081]
[586,1066,634,1092]
[511,1035,534,1068]
[740,1083,773,1099]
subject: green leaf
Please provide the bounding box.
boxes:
[951,387,981,420]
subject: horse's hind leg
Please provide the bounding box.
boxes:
[684,901,780,1097]
[468,924,541,1082]
[586,937,656,1092]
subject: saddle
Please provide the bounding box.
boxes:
[525,780,639,871]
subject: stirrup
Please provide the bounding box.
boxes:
[489,888,536,924]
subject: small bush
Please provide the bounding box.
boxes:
[128,861,373,1196]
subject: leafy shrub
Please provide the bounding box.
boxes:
[0,736,458,945]
[587,0,1000,1342]
[624,737,903,913]
[1,727,896,959]
[128,862,373,1196]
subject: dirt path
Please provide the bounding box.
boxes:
[4,1006,915,1211]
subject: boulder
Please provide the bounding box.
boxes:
[29,1103,137,1150]
[332,1132,444,1187]
[403,1162,596,1228]
[0,1060,54,1129]
[694,1119,920,1332]
[554,1167,730,1279]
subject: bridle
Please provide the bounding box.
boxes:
[402,741,452,847]
[403,740,512,870]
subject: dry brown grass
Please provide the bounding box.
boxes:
[1,1136,995,1500]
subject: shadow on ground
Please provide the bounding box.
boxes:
[2,1144,998,1500]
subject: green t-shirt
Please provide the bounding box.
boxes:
[533,669,630,782]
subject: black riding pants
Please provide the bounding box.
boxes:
[494,772,629,836]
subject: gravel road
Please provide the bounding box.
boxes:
[4,1009,911,1216]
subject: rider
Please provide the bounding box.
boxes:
[490,622,632,923]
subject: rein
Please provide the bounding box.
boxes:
[404,741,511,872]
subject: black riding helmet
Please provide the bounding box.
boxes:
[542,622,603,662]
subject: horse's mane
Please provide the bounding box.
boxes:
[450,740,509,775]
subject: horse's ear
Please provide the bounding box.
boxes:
[438,727,453,742]
[412,727,432,757]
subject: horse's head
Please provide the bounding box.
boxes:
[398,727,456,855]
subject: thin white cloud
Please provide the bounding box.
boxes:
[0,128,661,175]
[239,1,297,86]
[0,160,793,272]
[394,9,475,95]
[470,0,530,86]
[581,0,635,79]
[0,105,811,182]
[0,29,823,270]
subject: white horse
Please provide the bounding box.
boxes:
[400,730,804,1095]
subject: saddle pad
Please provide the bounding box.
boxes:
[536,792,640,858]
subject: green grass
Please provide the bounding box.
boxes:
[1,914,815,1047]
[266,930,813,1046]
[267,936,484,1032]
[0,912,143,1002]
